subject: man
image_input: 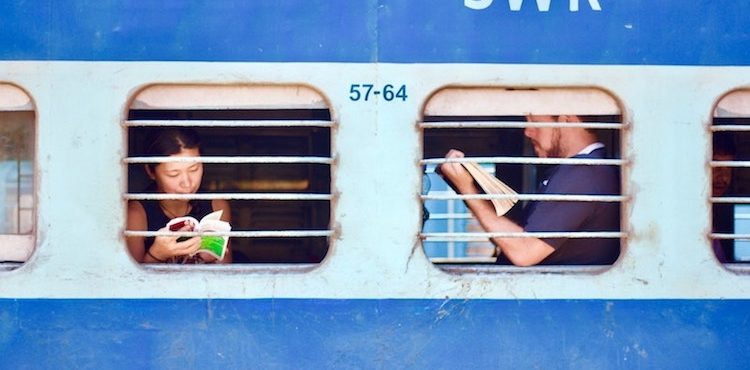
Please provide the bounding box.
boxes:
[439,115,620,266]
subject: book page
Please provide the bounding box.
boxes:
[200,210,223,222]
[461,162,518,217]
[164,210,231,259]
[197,214,231,260]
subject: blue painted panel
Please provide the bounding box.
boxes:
[0,1,377,62]
[1,299,749,369]
[379,1,750,65]
[1,1,749,64]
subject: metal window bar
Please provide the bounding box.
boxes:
[711,125,750,132]
[124,119,334,128]
[426,213,474,220]
[421,157,624,166]
[419,121,625,129]
[422,231,625,241]
[423,193,624,202]
[125,156,333,165]
[123,230,333,238]
[711,160,750,168]
[711,197,750,204]
[712,233,750,240]
[125,193,332,201]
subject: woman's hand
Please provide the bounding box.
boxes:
[148,223,202,262]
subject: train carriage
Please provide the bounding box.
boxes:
[1,1,750,368]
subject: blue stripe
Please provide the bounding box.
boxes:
[1,1,749,64]
[1,298,749,368]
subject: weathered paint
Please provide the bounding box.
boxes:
[1,298,749,369]
[1,1,748,367]
[0,62,746,299]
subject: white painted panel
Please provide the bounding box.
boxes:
[131,84,328,110]
[0,84,33,111]
[715,90,750,117]
[0,62,748,300]
[424,87,621,116]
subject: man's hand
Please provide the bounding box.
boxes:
[438,149,477,193]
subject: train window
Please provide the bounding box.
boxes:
[124,85,332,265]
[0,84,35,267]
[421,87,625,268]
[711,90,750,264]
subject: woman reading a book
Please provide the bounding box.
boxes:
[126,128,232,264]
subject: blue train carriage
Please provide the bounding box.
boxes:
[1,1,750,368]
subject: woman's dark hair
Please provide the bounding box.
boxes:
[144,128,202,172]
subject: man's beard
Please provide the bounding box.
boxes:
[546,128,563,158]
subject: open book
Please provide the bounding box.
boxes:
[459,162,519,217]
[166,210,231,260]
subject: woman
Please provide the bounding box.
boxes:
[127,128,232,264]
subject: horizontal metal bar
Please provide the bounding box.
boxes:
[420,121,624,129]
[424,213,474,220]
[711,125,750,132]
[124,230,333,238]
[421,231,625,241]
[711,233,750,240]
[429,257,497,264]
[710,160,750,168]
[124,120,334,128]
[124,156,333,164]
[437,265,611,273]
[421,156,624,166]
[423,193,625,202]
[423,190,465,196]
[711,197,750,204]
[125,193,332,201]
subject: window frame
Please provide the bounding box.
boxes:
[0,83,36,267]
[710,88,750,266]
[122,84,336,268]
[419,86,628,271]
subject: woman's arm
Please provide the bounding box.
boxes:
[126,201,148,263]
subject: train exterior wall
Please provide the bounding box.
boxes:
[1,1,750,368]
